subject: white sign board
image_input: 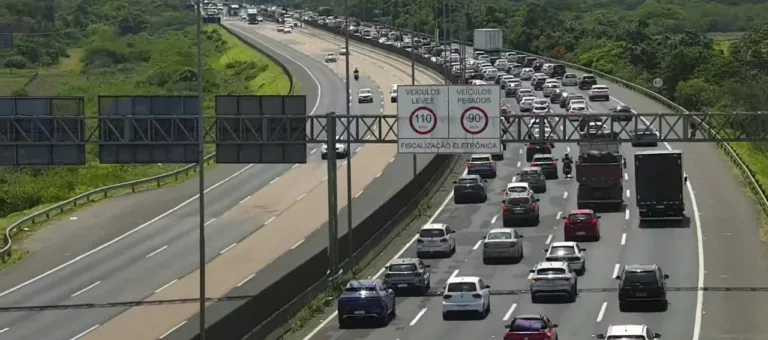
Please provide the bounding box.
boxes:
[397,85,501,154]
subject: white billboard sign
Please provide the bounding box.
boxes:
[397,85,501,154]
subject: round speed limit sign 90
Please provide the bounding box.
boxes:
[460,106,489,135]
[409,107,438,135]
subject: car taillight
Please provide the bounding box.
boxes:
[591,219,598,226]
[526,145,532,149]
[503,206,510,212]
[439,238,448,243]
[472,293,482,299]
[467,163,472,168]
[530,204,536,212]
[562,277,571,281]
[484,243,489,248]
[551,162,557,167]
[443,294,452,299]
[489,162,494,167]
[417,239,424,243]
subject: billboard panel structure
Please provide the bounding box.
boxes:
[97,96,199,164]
[215,95,307,164]
[0,23,11,50]
[0,97,86,165]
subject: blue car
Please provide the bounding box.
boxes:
[337,279,396,328]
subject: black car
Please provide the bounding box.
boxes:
[533,77,547,91]
[514,167,547,193]
[453,174,488,204]
[501,193,541,226]
[550,89,564,104]
[533,60,545,72]
[551,64,566,78]
[610,105,634,122]
[615,264,669,312]
[526,141,552,162]
[578,74,598,90]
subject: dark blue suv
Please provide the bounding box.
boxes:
[337,279,396,328]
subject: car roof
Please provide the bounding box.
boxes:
[625,264,657,272]
[446,276,481,284]
[606,324,647,336]
[532,153,552,157]
[388,258,419,265]
[460,174,482,180]
[550,241,577,248]
[420,223,447,230]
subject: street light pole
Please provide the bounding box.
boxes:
[410,15,417,178]
[344,0,354,264]
[194,0,207,338]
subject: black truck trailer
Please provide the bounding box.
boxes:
[634,150,687,220]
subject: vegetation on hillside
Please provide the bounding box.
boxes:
[0,0,290,219]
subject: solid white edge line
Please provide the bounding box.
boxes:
[236,273,256,287]
[264,216,276,225]
[154,279,178,294]
[0,328,8,334]
[0,164,255,299]
[502,303,517,321]
[238,195,252,204]
[71,281,101,298]
[158,321,187,339]
[409,308,428,326]
[611,264,620,279]
[296,193,307,201]
[69,324,100,340]
[596,302,607,322]
[204,218,216,226]
[219,243,238,254]
[291,239,305,250]
[145,245,168,258]
[620,233,627,245]
[472,240,482,251]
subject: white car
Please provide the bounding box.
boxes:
[542,83,561,97]
[568,105,588,121]
[357,88,374,103]
[482,228,524,263]
[339,46,348,55]
[541,63,554,75]
[544,241,587,275]
[516,89,534,102]
[505,182,533,198]
[589,85,610,101]
[530,73,547,84]
[324,52,337,63]
[500,76,517,89]
[596,324,662,340]
[442,276,491,320]
[390,85,398,103]
[568,99,587,111]
[320,142,348,160]
[561,73,578,86]
[494,60,509,71]
[277,25,284,32]
[544,78,560,86]
[416,223,456,258]
[520,68,535,80]
[533,98,549,107]
[505,52,517,62]
[509,64,523,76]
[529,261,578,303]
[519,97,535,112]
[470,79,487,85]
[283,26,292,33]
[483,68,498,81]
[532,105,551,115]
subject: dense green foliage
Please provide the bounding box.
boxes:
[0,0,289,218]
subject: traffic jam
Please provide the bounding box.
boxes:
[309,17,685,340]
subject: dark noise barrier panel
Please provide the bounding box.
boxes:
[173,22,461,340]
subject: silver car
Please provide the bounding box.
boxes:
[529,261,578,303]
[543,242,587,275]
[383,258,431,294]
[561,73,578,86]
[482,228,524,264]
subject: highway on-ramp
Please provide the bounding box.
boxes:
[293,26,768,340]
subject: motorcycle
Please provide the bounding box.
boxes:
[354,72,359,81]
[563,162,573,178]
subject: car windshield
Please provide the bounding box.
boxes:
[583,76,596,81]
[389,264,417,272]
[359,89,372,95]
[565,74,576,78]
[457,178,479,185]
[568,212,595,220]
[487,232,513,240]
[507,186,528,193]
[510,318,547,332]
[549,246,576,255]
[571,106,586,111]
[622,271,659,285]
[537,268,566,275]
[520,170,541,178]
[534,106,548,111]
[533,156,554,162]
[446,282,478,292]
[470,157,491,163]
[419,229,445,238]
[606,337,647,340]
[505,197,530,205]
[345,285,376,292]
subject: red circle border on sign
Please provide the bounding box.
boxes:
[460,106,489,135]
[409,106,438,135]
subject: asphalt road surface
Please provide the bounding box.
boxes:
[293,30,768,340]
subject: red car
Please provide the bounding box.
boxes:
[504,314,559,340]
[562,209,601,241]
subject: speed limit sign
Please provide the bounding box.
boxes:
[409,107,438,135]
[460,106,489,135]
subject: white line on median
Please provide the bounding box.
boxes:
[205,218,216,226]
[219,243,237,254]
[502,303,517,321]
[0,328,8,334]
[292,164,299,169]
[621,233,627,245]
[516,161,521,167]
[146,245,168,258]
[236,273,256,287]
[71,281,101,297]
[239,195,251,204]
[296,193,307,201]
[626,189,630,198]
[155,279,178,293]
[410,308,428,326]
[269,176,280,185]
[624,173,628,181]
[472,240,482,250]
[310,148,317,154]
[158,321,187,339]
[375,171,382,178]
[264,217,276,225]
[612,264,621,279]
[355,190,364,198]
[596,302,607,322]
[291,239,305,250]
[69,325,99,340]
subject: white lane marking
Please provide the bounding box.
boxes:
[355,190,364,198]
[154,279,178,293]
[269,177,280,185]
[472,240,482,250]
[0,163,255,299]
[556,211,562,220]
[69,325,99,340]
[626,189,630,198]
[389,157,395,163]
[527,272,534,279]
[612,264,620,278]
[219,243,237,254]
[375,171,382,178]
[545,234,553,244]
[292,164,299,169]
[516,161,521,167]
[158,321,187,339]
[621,233,627,245]
[562,192,568,199]
[146,245,168,258]
[410,308,427,326]
[566,146,570,153]
[204,218,216,226]
[519,149,522,154]
[491,215,498,224]
[596,302,608,322]
[685,149,705,340]
[264,216,276,225]
[624,173,628,181]
[236,273,256,287]
[239,195,251,204]
[291,239,305,249]
[0,328,8,334]
[355,146,361,153]
[448,269,459,281]
[71,281,101,297]
[226,25,321,116]
[296,193,307,201]
[502,303,517,321]
[625,209,630,220]
[310,148,317,154]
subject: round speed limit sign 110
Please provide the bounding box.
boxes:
[409,106,437,135]
[460,106,489,135]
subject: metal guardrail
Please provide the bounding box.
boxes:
[0,22,298,263]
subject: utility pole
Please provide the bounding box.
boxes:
[410,15,417,178]
[194,0,207,338]
[326,112,339,276]
[344,0,354,264]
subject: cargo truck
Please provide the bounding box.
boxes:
[473,29,503,58]
[634,150,687,220]
[247,8,259,24]
[576,141,625,211]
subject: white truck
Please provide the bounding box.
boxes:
[473,28,503,57]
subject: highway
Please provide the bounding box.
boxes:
[291,24,768,340]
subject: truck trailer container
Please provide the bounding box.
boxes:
[473,29,503,53]
[634,150,687,220]
[576,141,625,211]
